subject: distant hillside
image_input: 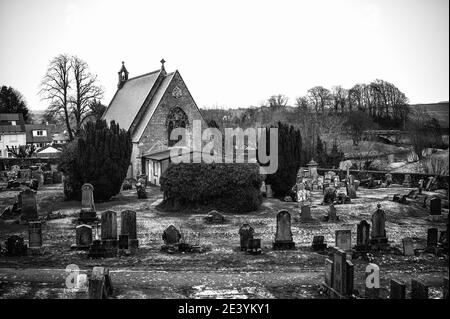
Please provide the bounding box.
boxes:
[408,102,449,128]
[29,110,46,124]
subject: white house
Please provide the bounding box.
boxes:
[0,113,27,158]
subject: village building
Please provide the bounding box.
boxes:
[0,113,26,158]
[102,60,206,185]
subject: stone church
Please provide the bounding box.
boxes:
[102,60,206,185]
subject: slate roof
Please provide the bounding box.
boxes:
[102,70,162,132]
[25,124,55,144]
[0,113,26,133]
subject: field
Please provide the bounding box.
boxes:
[0,182,448,299]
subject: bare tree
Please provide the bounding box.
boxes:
[70,56,104,135]
[267,94,288,109]
[307,86,331,113]
[6,144,36,158]
[39,54,74,141]
[331,85,348,113]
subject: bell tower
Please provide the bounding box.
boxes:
[117,61,129,89]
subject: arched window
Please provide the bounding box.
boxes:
[166,107,188,147]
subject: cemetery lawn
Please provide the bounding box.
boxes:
[0,184,448,299]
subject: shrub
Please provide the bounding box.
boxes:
[159,163,262,213]
[58,120,132,200]
[264,122,302,197]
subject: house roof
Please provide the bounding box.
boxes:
[0,113,26,133]
[102,69,162,132]
[25,124,55,144]
[36,145,62,154]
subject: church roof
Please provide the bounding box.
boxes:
[102,69,162,131]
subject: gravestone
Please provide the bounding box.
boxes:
[162,225,182,245]
[390,279,406,299]
[365,263,380,299]
[332,248,352,296]
[430,197,441,216]
[411,279,428,299]
[427,228,438,247]
[79,183,97,222]
[19,189,38,221]
[355,220,370,251]
[205,210,225,223]
[323,187,336,204]
[266,184,273,198]
[273,210,295,249]
[120,210,138,249]
[312,235,327,251]
[402,174,412,187]
[370,204,389,249]
[327,204,339,222]
[101,210,118,253]
[402,238,415,256]
[260,181,267,196]
[335,230,352,251]
[353,180,360,191]
[418,179,424,194]
[88,267,113,299]
[136,182,147,199]
[28,221,42,249]
[5,235,27,256]
[325,258,334,288]
[393,194,407,204]
[238,224,254,251]
[71,225,93,250]
[88,239,107,258]
[347,185,356,199]
[300,205,313,222]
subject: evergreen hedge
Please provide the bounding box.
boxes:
[58,120,132,200]
[159,163,262,213]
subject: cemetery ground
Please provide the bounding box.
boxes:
[0,183,448,299]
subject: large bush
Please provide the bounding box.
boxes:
[264,122,302,197]
[159,163,262,213]
[59,120,132,200]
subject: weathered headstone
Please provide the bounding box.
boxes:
[418,179,424,194]
[266,184,273,198]
[312,235,327,251]
[205,210,225,223]
[19,189,38,221]
[370,204,389,249]
[332,248,352,296]
[355,220,370,251]
[365,263,380,299]
[402,174,412,187]
[430,197,442,216]
[402,238,415,256]
[88,267,113,299]
[326,204,339,222]
[353,180,360,191]
[118,234,129,250]
[411,279,428,299]
[323,186,336,204]
[385,173,393,186]
[390,279,406,299]
[88,239,107,258]
[273,210,295,249]
[247,238,262,254]
[427,228,438,247]
[72,225,93,250]
[120,210,138,249]
[101,210,118,252]
[28,221,42,249]
[238,224,254,251]
[300,205,313,222]
[79,183,97,222]
[162,225,181,245]
[335,230,352,251]
[347,185,356,199]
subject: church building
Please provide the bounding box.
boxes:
[102,60,206,185]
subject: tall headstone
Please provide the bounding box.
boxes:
[335,230,352,251]
[347,185,356,199]
[327,204,339,222]
[355,220,370,251]
[402,174,412,187]
[120,210,138,249]
[28,221,42,248]
[370,204,389,249]
[312,235,327,251]
[266,184,273,198]
[101,210,118,252]
[411,279,429,299]
[19,189,38,221]
[300,205,313,222]
[332,248,349,296]
[430,197,442,216]
[427,228,438,247]
[390,279,406,299]
[273,210,295,249]
[79,183,97,222]
[385,173,393,186]
[238,224,254,251]
[324,258,334,288]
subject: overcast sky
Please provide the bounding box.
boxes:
[0,0,448,111]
